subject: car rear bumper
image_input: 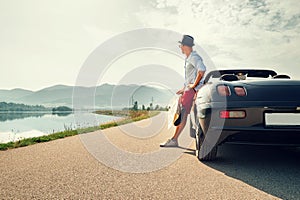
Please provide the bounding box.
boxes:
[211,126,300,146]
[197,103,300,146]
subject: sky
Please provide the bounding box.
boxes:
[0,0,300,91]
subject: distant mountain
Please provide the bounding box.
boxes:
[17,85,74,106]
[0,84,175,109]
[41,84,73,91]
[0,88,33,102]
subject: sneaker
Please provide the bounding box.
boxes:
[160,139,178,147]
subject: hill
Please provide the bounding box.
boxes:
[0,88,33,102]
[0,84,174,109]
[0,102,48,112]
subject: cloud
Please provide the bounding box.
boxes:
[1,0,299,90]
[136,0,300,78]
[0,0,148,90]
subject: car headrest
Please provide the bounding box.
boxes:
[273,74,291,79]
[220,74,239,81]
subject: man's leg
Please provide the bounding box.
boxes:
[173,89,195,140]
[172,112,189,140]
[159,111,189,147]
[160,89,195,147]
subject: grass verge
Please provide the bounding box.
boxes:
[0,110,160,151]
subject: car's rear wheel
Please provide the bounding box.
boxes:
[195,125,218,161]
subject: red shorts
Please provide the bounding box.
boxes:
[180,89,196,114]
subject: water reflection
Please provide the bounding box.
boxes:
[54,112,72,117]
[0,112,119,143]
[0,112,72,122]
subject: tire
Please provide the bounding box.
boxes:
[190,121,196,138]
[195,125,201,151]
[189,104,197,138]
[195,126,218,161]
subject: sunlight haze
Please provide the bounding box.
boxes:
[0,0,299,90]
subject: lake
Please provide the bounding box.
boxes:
[0,111,120,143]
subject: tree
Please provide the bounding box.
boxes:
[132,101,138,111]
[142,104,145,110]
[149,103,153,110]
[0,101,49,112]
[52,106,72,112]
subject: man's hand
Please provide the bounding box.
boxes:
[187,84,194,89]
[176,88,184,95]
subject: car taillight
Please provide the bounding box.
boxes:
[220,110,246,119]
[234,87,247,96]
[217,85,231,96]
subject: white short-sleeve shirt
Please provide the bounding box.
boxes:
[184,51,206,91]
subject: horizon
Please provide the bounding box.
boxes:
[0,83,172,92]
[2,66,299,92]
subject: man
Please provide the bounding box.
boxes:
[160,35,206,147]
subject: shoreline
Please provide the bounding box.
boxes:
[0,110,160,151]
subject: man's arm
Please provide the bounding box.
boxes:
[188,70,205,89]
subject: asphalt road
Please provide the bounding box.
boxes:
[0,113,299,199]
